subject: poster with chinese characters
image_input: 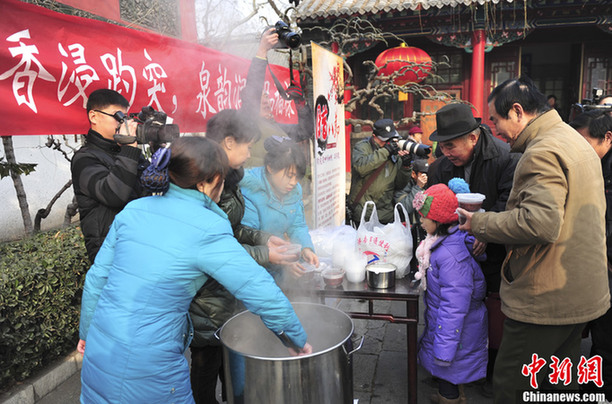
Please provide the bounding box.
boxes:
[311,42,346,228]
[0,0,297,136]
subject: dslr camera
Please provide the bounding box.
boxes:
[114,106,180,146]
[394,138,431,157]
[274,21,301,50]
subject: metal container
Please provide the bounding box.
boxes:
[218,302,362,404]
[366,263,397,289]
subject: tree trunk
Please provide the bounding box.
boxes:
[64,195,79,227]
[2,136,33,235]
[34,179,73,232]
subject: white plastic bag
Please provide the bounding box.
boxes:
[357,202,413,278]
[331,225,358,268]
[309,226,336,258]
[357,201,388,264]
[309,225,358,268]
[384,204,413,278]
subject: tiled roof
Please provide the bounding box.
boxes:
[296,0,515,18]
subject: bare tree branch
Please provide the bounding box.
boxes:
[34,180,73,233]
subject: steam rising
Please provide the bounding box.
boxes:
[220,302,352,358]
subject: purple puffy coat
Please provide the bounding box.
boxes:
[418,226,488,385]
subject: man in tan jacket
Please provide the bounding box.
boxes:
[458,77,611,403]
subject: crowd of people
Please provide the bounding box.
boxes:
[348,79,612,403]
[69,26,612,404]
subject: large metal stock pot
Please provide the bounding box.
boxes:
[218,302,362,404]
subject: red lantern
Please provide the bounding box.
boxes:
[374,43,432,85]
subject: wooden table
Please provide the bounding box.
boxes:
[287,275,421,404]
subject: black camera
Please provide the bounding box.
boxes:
[114,106,180,146]
[569,88,612,121]
[274,21,301,50]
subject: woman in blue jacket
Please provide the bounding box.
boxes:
[77,136,310,404]
[241,137,319,278]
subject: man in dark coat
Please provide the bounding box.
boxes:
[71,89,149,263]
[426,103,520,388]
[570,110,612,402]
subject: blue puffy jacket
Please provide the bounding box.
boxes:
[417,226,488,385]
[240,166,314,251]
[79,184,307,403]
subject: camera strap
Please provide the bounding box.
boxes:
[265,50,295,101]
[350,163,387,211]
[267,65,289,100]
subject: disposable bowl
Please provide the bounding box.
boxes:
[456,193,486,212]
[322,268,345,287]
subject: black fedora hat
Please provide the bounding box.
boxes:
[429,104,481,142]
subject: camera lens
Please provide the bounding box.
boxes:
[397,139,418,154]
[282,32,301,49]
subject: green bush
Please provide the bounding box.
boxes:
[0,226,89,391]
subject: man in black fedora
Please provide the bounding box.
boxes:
[426,103,521,392]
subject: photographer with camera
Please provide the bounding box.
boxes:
[113,105,179,149]
[241,25,313,167]
[71,89,150,263]
[348,118,430,226]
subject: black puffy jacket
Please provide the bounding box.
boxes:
[71,130,148,263]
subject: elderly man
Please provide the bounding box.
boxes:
[459,77,611,403]
[427,103,520,390]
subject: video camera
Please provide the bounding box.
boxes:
[274,21,301,50]
[569,88,612,121]
[114,106,180,146]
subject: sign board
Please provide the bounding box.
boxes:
[311,42,346,228]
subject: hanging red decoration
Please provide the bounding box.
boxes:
[374,43,432,85]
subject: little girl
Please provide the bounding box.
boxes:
[413,183,487,403]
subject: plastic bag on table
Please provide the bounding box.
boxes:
[309,225,357,267]
[356,201,387,265]
[384,204,413,278]
[357,202,413,278]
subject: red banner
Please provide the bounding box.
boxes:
[0,0,297,136]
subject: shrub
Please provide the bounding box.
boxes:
[0,226,88,391]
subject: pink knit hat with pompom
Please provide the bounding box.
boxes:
[413,184,458,224]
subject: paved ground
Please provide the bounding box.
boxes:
[3,295,594,404]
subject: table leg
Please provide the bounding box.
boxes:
[407,300,418,404]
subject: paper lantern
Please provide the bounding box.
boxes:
[374,43,432,85]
